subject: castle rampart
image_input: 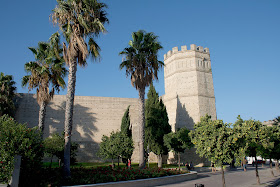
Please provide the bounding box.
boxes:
[163,44,216,131]
[14,44,217,165]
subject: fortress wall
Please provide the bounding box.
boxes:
[163,44,216,165]
[14,44,217,166]
[14,93,143,162]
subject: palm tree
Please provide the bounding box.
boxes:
[0,72,16,117]
[51,0,108,178]
[22,32,66,137]
[119,30,163,169]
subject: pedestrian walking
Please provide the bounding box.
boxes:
[242,157,247,172]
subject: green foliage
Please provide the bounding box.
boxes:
[0,115,44,184]
[119,30,163,90]
[145,83,171,156]
[44,133,64,158]
[121,106,131,138]
[273,116,280,126]
[22,33,66,104]
[233,116,271,162]
[118,133,134,160]
[98,131,134,162]
[164,127,193,155]
[259,125,280,160]
[44,133,79,165]
[0,72,16,117]
[38,166,186,186]
[190,115,234,167]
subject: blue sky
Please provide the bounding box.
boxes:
[0,0,279,123]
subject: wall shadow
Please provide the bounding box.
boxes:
[175,95,194,130]
[168,96,209,166]
[14,94,100,163]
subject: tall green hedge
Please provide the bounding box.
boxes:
[0,115,44,185]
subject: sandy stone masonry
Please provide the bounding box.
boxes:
[163,44,216,132]
[14,44,217,164]
[15,94,140,162]
[162,44,216,164]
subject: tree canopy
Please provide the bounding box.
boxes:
[0,73,16,117]
[145,83,171,167]
[98,131,134,166]
[164,127,192,170]
[22,32,66,135]
[121,106,132,138]
[191,115,236,187]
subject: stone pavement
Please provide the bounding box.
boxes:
[157,166,280,187]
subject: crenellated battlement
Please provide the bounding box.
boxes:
[164,44,209,60]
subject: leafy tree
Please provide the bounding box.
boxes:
[51,0,109,178]
[164,127,192,171]
[44,133,79,168]
[0,72,16,117]
[119,30,163,169]
[259,125,280,176]
[22,33,66,137]
[121,106,132,138]
[118,132,134,166]
[98,131,133,167]
[0,115,44,185]
[145,83,171,168]
[190,115,235,187]
[120,106,134,165]
[273,116,280,126]
[233,117,271,185]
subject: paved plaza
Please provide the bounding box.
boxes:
[158,166,280,187]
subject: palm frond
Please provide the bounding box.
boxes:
[119,30,163,90]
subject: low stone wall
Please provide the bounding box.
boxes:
[63,171,197,187]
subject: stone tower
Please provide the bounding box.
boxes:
[162,44,216,132]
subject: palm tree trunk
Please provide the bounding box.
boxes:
[158,154,162,168]
[64,60,77,179]
[138,88,145,169]
[221,165,226,187]
[270,158,274,177]
[255,156,260,185]
[38,101,47,138]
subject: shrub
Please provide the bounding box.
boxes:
[39,166,187,186]
[44,132,79,167]
[0,115,44,185]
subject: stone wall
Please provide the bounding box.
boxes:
[163,44,216,165]
[163,44,216,131]
[14,93,144,162]
[14,44,217,166]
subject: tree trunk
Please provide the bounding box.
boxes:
[255,156,260,185]
[276,160,280,172]
[270,158,274,177]
[49,155,53,169]
[112,158,114,168]
[38,101,47,138]
[178,152,181,171]
[118,156,120,167]
[158,154,162,168]
[138,88,145,169]
[221,165,226,187]
[63,61,77,179]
